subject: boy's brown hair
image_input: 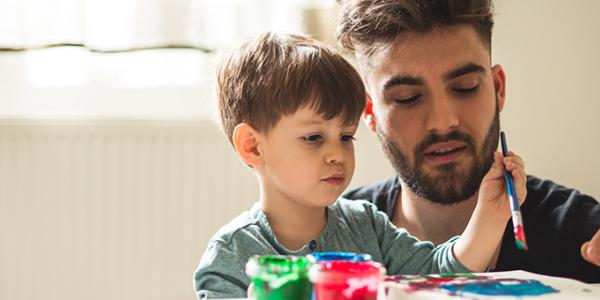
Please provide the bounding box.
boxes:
[337,0,494,58]
[217,32,365,145]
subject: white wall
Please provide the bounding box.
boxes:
[492,0,600,197]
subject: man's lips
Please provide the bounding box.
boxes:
[322,173,345,185]
[423,141,468,164]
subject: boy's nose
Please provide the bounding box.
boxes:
[324,144,345,164]
[425,96,459,134]
[327,155,341,164]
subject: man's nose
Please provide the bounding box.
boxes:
[425,96,459,134]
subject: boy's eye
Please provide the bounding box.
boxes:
[453,84,480,94]
[394,95,421,107]
[303,134,323,143]
[341,135,356,143]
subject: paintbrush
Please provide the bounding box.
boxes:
[500,131,528,251]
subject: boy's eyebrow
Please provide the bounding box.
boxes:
[298,119,324,126]
[297,119,358,129]
[443,63,486,81]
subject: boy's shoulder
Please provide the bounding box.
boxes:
[332,197,384,223]
[208,203,264,247]
[335,197,376,210]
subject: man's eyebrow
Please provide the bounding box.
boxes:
[382,63,485,91]
[444,63,486,81]
[383,75,424,91]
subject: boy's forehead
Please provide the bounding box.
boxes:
[292,108,335,124]
[288,106,358,127]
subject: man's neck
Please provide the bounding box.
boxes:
[392,180,478,245]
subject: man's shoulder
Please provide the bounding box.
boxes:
[343,176,399,202]
[525,175,598,208]
[498,175,600,282]
[522,175,599,234]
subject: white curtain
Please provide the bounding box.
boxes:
[0,0,336,51]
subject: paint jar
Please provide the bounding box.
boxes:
[309,260,385,300]
[307,252,372,263]
[246,255,312,300]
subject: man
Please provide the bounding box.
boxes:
[337,0,600,282]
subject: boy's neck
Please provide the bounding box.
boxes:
[260,191,327,251]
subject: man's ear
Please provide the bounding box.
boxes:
[232,123,262,168]
[492,64,506,112]
[363,94,377,132]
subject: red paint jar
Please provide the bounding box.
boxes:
[309,260,385,300]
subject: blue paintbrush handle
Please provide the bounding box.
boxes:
[500,132,520,211]
[500,131,528,250]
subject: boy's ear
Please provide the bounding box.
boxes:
[363,94,377,132]
[232,123,263,168]
[492,64,506,112]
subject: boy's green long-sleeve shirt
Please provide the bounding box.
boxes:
[194,198,470,299]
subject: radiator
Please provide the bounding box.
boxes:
[0,120,258,300]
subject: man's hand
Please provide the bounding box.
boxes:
[581,229,600,266]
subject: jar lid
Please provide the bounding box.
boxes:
[307,252,372,263]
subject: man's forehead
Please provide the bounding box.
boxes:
[362,25,490,86]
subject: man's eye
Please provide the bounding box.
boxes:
[454,85,480,94]
[303,134,323,143]
[394,95,420,107]
[341,135,356,143]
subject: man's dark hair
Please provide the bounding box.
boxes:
[337,0,494,57]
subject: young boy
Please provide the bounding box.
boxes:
[194,32,527,299]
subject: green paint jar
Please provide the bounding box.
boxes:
[246,255,312,300]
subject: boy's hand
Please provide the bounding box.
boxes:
[477,151,527,226]
[453,151,527,272]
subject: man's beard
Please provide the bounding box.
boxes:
[377,104,500,205]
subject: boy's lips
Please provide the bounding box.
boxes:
[321,173,346,185]
[423,141,468,164]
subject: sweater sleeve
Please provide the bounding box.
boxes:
[365,202,471,275]
[193,240,249,299]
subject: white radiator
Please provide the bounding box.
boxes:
[0,120,258,300]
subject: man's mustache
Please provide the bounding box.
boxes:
[414,130,476,157]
